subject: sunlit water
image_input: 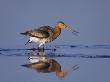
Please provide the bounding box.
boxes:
[0,45,110,82]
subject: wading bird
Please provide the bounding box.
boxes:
[20,21,78,48]
[21,57,79,79]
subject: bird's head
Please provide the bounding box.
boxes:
[56,21,67,29]
[56,21,79,35]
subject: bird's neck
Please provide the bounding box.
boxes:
[53,26,61,40]
[50,59,66,78]
[50,59,62,73]
[55,65,64,78]
[53,61,62,74]
[55,64,67,79]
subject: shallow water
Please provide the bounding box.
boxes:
[0,45,110,82]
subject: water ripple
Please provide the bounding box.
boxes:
[0,51,110,58]
[0,45,110,58]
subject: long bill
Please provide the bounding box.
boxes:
[65,25,79,35]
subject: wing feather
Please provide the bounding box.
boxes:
[21,26,53,38]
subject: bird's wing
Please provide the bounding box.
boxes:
[21,26,53,38]
[29,29,49,38]
[21,62,50,69]
[38,26,53,31]
[30,26,53,38]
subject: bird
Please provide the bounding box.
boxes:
[21,58,79,79]
[28,55,49,63]
[20,21,78,48]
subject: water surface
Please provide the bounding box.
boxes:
[0,45,110,82]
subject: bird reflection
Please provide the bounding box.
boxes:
[22,50,79,79]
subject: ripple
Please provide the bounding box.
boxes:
[50,44,110,49]
[0,45,110,58]
[0,51,110,58]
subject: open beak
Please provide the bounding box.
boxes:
[65,25,79,35]
[25,40,32,45]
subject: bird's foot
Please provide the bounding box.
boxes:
[38,47,44,52]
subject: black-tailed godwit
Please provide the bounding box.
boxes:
[21,57,79,79]
[20,21,78,48]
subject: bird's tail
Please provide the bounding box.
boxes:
[20,32,28,35]
[21,64,31,68]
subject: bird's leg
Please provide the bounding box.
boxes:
[38,43,43,52]
[38,43,45,52]
[38,47,41,52]
[48,59,53,71]
[25,40,32,45]
[42,44,45,52]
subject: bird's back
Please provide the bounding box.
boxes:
[20,26,54,39]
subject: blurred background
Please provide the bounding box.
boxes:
[0,0,110,82]
[0,0,110,48]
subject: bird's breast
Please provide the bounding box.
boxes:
[30,37,39,42]
[30,37,51,43]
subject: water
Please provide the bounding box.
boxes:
[0,45,110,82]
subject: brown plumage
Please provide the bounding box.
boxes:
[21,58,79,79]
[20,21,78,47]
